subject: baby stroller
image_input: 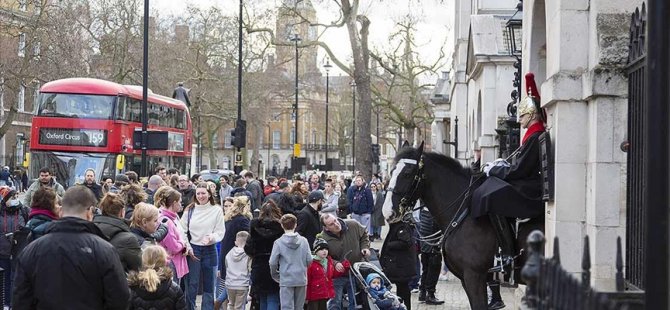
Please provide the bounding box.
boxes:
[350,261,407,310]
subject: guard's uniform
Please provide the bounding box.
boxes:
[471,122,545,219]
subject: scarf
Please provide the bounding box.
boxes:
[313,255,327,272]
[522,122,546,145]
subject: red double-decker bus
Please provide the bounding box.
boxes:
[29,78,192,188]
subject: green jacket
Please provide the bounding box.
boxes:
[317,219,370,264]
[23,179,65,208]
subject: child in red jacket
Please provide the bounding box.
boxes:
[306,238,350,310]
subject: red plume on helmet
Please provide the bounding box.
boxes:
[524,73,546,123]
[525,73,540,101]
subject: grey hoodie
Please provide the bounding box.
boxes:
[268,232,312,287]
[225,246,250,289]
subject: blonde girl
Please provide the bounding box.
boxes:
[130,203,160,248]
[128,245,186,309]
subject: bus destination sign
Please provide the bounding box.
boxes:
[39,128,107,147]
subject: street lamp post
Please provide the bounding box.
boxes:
[350,80,356,170]
[324,59,332,171]
[290,32,301,173]
[140,0,149,177]
[234,0,244,174]
[267,123,271,176]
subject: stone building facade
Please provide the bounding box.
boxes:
[433,0,638,294]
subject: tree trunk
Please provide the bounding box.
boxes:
[343,0,372,180]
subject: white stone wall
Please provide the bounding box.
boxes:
[524,0,636,290]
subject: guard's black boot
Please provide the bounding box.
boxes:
[487,281,505,309]
[488,214,515,273]
[425,292,445,305]
[418,290,426,302]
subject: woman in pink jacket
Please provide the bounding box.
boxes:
[154,186,191,282]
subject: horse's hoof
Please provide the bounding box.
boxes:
[487,300,505,309]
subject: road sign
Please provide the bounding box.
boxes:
[293,143,301,157]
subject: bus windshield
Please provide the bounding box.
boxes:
[30,151,116,188]
[37,93,115,119]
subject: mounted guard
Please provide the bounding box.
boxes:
[471,72,548,273]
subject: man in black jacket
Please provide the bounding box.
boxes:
[296,191,323,249]
[418,206,445,305]
[12,186,130,310]
[81,168,103,202]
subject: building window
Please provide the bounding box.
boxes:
[31,82,40,113]
[211,133,219,149]
[18,33,26,57]
[33,41,41,58]
[272,131,280,149]
[312,130,317,145]
[224,128,233,148]
[290,130,295,145]
[18,84,25,112]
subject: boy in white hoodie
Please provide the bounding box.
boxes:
[225,231,251,310]
[269,214,313,310]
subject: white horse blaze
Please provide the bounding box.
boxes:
[382,159,417,219]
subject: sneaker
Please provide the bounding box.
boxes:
[411,288,420,294]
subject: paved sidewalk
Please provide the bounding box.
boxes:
[369,239,516,310]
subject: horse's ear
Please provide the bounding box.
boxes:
[402,140,410,148]
[418,141,425,155]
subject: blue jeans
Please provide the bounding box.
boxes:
[186,244,218,310]
[351,213,371,235]
[259,292,280,310]
[328,275,355,310]
[216,285,228,302]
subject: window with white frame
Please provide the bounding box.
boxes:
[32,82,40,112]
[272,131,280,149]
[290,130,295,145]
[18,84,25,112]
[18,33,26,57]
[33,41,41,58]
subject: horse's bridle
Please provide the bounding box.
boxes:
[387,156,425,223]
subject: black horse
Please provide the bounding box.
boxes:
[382,142,544,310]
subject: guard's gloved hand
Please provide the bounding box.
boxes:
[482,162,495,176]
[482,158,510,177]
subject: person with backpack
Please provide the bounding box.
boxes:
[0,186,30,308]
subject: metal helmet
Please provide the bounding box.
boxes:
[517,73,544,123]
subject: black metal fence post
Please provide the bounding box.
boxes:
[521,230,544,308]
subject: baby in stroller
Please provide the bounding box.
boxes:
[366,273,406,310]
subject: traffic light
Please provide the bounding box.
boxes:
[371,143,380,164]
[230,119,247,149]
[229,128,237,147]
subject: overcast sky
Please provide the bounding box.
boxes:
[152,0,452,81]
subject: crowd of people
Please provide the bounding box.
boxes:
[0,165,449,310]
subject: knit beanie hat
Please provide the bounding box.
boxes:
[313,238,329,253]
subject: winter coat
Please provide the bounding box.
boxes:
[306,256,349,301]
[219,215,251,276]
[317,219,370,264]
[144,188,157,205]
[321,191,340,217]
[94,215,142,272]
[269,232,312,287]
[82,183,104,202]
[418,208,441,254]
[244,218,283,294]
[225,247,250,289]
[0,203,30,258]
[347,185,374,215]
[370,191,386,228]
[22,178,65,207]
[128,269,186,310]
[337,192,349,219]
[26,210,58,240]
[159,208,189,279]
[472,128,545,219]
[380,221,417,283]
[296,205,322,249]
[179,187,195,209]
[13,217,130,310]
[246,179,264,211]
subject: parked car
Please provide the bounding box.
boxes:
[199,169,234,185]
